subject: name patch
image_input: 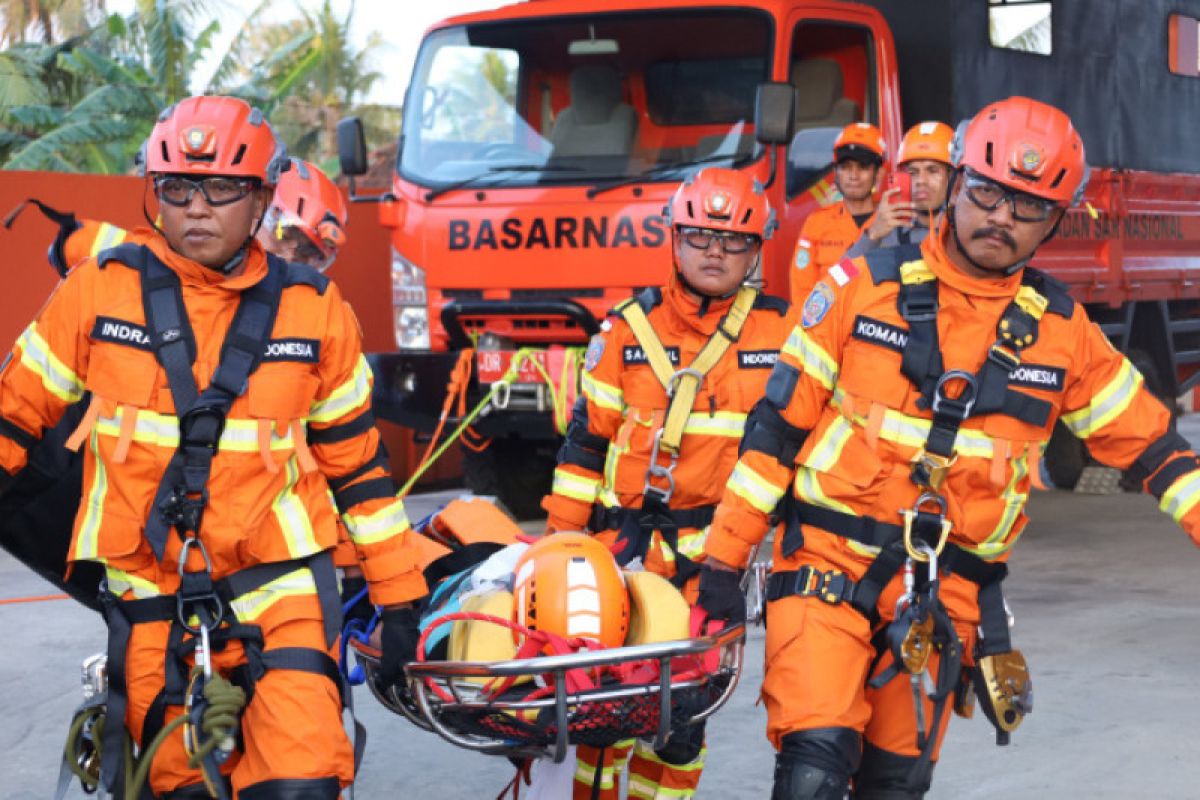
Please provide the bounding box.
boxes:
[263,338,320,363]
[851,315,909,353]
[739,350,779,369]
[92,316,151,350]
[623,345,680,366]
[1008,363,1066,391]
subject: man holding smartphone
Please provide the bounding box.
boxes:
[846,121,954,258]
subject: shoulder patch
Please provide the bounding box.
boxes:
[584,334,606,371]
[801,281,835,328]
[752,294,790,316]
[794,240,812,271]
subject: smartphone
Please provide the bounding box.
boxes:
[886,170,912,204]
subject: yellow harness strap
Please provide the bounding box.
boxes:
[619,286,758,454]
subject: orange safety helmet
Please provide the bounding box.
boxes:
[897,121,954,166]
[833,122,886,166]
[666,167,776,241]
[140,95,289,187]
[264,159,348,272]
[951,96,1088,206]
[512,533,629,650]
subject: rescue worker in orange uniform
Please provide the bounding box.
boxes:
[845,121,955,258]
[702,96,1200,799]
[257,158,348,273]
[0,96,426,798]
[542,167,792,799]
[790,122,885,305]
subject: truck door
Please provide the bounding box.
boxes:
[773,10,894,293]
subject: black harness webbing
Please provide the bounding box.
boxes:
[591,502,714,586]
[774,502,1011,654]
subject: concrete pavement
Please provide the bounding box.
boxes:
[3,488,1199,798]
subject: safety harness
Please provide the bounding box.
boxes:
[767,244,1070,778]
[90,244,356,798]
[598,286,759,585]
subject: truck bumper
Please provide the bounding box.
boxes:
[367,352,561,440]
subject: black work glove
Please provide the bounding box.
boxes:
[378,607,421,689]
[340,574,374,627]
[695,565,746,626]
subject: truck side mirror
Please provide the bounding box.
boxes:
[754,82,796,145]
[337,117,368,177]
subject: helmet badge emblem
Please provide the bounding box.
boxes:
[704,190,731,217]
[1018,144,1043,172]
[181,125,216,157]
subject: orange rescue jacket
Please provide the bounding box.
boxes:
[0,230,425,605]
[544,278,792,567]
[790,202,873,306]
[707,224,1200,617]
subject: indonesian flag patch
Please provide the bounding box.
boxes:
[828,260,859,287]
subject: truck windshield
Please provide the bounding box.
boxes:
[401,9,772,191]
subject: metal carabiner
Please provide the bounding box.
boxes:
[931,369,978,419]
[900,492,951,563]
[176,537,223,677]
[643,428,678,502]
[666,367,705,399]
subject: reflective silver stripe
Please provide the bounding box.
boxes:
[1161,470,1200,523]
[94,410,296,451]
[682,411,746,438]
[552,468,600,503]
[231,568,317,622]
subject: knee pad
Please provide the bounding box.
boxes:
[772,728,861,800]
[654,721,706,766]
[238,777,341,799]
[853,742,932,800]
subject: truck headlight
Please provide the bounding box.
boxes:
[392,248,429,349]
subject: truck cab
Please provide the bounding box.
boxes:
[340,0,900,514]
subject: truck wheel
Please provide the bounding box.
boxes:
[462,439,556,520]
[1044,421,1088,490]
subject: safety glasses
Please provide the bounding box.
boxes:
[154,175,258,207]
[679,226,760,254]
[961,168,1060,223]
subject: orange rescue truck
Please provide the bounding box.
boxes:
[336,0,1200,513]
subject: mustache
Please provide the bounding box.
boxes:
[971,227,1017,249]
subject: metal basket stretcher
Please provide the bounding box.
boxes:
[350,620,745,763]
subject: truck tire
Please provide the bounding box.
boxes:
[1044,421,1088,490]
[462,438,556,521]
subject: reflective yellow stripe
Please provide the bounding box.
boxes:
[682,411,746,438]
[88,222,127,258]
[104,566,160,598]
[1161,470,1200,523]
[231,568,317,622]
[728,461,785,514]
[1061,360,1140,438]
[631,741,705,772]
[74,429,107,561]
[343,496,411,546]
[94,408,296,451]
[967,453,1030,558]
[781,326,837,390]
[552,467,601,504]
[309,356,371,424]
[831,389,995,458]
[581,371,624,412]
[803,416,853,471]
[272,459,320,557]
[16,324,84,402]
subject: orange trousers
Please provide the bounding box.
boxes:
[761,569,977,766]
[123,593,353,796]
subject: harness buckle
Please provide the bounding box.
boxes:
[930,369,977,420]
[986,344,1021,372]
[816,570,851,605]
[179,405,227,452]
[161,487,209,534]
[910,448,957,491]
[643,428,678,503]
[900,493,951,563]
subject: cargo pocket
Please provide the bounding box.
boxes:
[246,366,321,473]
